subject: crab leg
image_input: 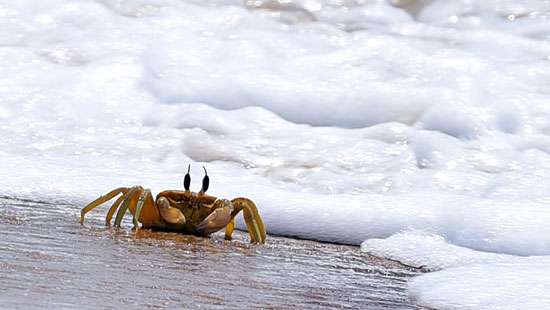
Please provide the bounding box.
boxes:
[80,187,128,224]
[114,187,143,227]
[132,189,151,229]
[105,193,128,226]
[229,198,266,244]
[224,218,235,241]
[137,191,163,228]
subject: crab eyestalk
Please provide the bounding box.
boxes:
[200,166,209,194]
[184,164,191,191]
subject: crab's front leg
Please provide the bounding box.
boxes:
[225,198,266,244]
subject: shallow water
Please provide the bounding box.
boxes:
[0,197,423,309]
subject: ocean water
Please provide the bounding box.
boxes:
[1,0,550,308]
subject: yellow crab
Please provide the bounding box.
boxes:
[80,166,266,243]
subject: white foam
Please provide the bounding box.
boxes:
[364,232,550,309]
[360,201,550,309]
[410,262,550,310]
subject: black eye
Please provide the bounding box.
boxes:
[200,166,209,193]
[184,164,191,191]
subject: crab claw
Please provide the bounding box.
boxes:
[157,197,186,225]
[196,199,232,235]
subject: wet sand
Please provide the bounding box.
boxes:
[0,196,424,309]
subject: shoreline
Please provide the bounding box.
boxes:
[1,195,426,309]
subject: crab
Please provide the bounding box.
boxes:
[80,166,266,244]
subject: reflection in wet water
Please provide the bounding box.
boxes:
[0,197,424,309]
